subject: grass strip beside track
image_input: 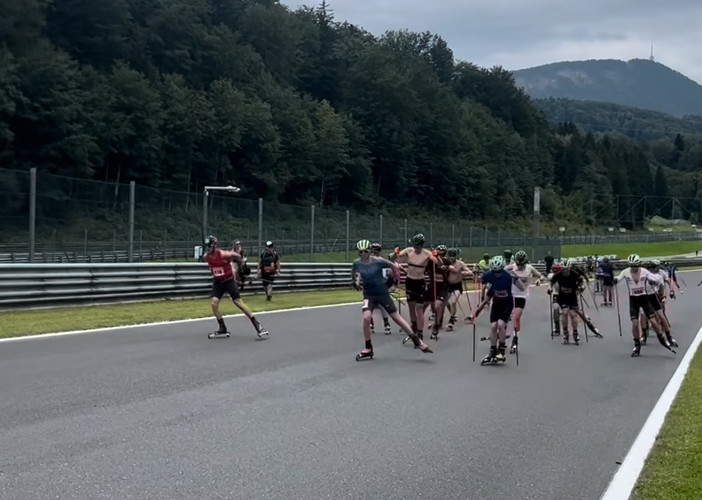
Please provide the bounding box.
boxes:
[561,241,702,259]
[0,289,363,339]
[632,346,702,500]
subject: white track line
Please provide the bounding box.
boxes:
[600,321,702,500]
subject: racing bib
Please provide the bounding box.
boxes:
[212,266,225,277]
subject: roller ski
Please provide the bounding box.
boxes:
[657,334,676,354]
[631,341,641,357]
[208,329,230,339]
[562,332,570,345]
[208,320,231,339]
[383,319,392,335]
[584,316,603,338]
[641,329,648,346]
[509,333,519,354]
[252,318,270,339]
[573,332,580,345]
[403,331,423,346]
[480,345,506,365]
[355,348,374,361]
[446,316,457,331]
[666,333,679,348]
[430,327,440,341]
[402,333,433,353]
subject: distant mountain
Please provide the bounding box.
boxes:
[532,98,702,141]
[513,59,702,118]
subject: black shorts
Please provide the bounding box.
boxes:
[648,294,662,312]
[490,298,513,323]
[514,297,526,309]
[261,273,276,285]
[630,294,655,320]
[602,276,614,287]
[362,294,397,315]
[211,278,240,300]
[405,278,426,303]
[557,293,579,310]
[446,282,463,296]
[425,281,447,302]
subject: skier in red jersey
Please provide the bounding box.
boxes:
[203,235,269,339]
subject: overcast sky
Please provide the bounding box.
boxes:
[281,0,702,84]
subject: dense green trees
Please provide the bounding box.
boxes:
[1,0,701,227]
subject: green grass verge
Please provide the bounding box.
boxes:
[0,289,362,339]
[561,241,702,259]
[632,346,702,500]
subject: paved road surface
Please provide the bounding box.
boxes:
[1,275,700,500]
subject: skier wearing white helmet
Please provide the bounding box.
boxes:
[615,254,675,357]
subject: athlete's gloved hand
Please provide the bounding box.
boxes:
[547,288,552,295]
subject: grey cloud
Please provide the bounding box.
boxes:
[282,0,702,83]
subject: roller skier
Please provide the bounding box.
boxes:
[615,254,675,357]
[640,260,677,347]
[550,260,601,345]
[547,263,563,336]
[504,250,543,354]
[369,242,392,335]
[389,233,437,341]
[203,235,269,339]
[468,256,526,365]
[444,248,473,331]
[353,240,433,360]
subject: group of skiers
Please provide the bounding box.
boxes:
[350,234,682,364]
[198,230,685,363]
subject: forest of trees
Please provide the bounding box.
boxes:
[2,0,702,229]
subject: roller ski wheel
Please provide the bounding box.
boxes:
[552,330,561,337]
[631,345,641,357]
[355,349,374,361]
[430,330,439,341]
[384,325,392,335]
[446,323,454,332]
[562,335,570,345]
[573,334,580,346]
[666,334,679,348]
[208,331,230,340]
[256,329,270,339]
[509,334,518,354]
[402,336,411,345]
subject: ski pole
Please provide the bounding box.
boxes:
[614,283,623,337]
[548,290,554,340]
[580,293,589,343]
[472,322,476,362]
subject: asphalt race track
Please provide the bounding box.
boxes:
[1,273,701,500]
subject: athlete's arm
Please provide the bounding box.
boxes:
[513,275,527,292]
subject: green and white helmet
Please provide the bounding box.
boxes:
[357,239,371,252]
[628,254,641,266]
[436,244,448,254]
[489,255,505,271]
[651,258,661,267]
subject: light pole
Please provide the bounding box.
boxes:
[202,185,241,239]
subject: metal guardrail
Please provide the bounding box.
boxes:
[0,258,698,310]
[0,262,353,309]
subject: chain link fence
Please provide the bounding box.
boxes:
[3,167,701,264]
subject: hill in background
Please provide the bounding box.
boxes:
[513,59,702,118]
